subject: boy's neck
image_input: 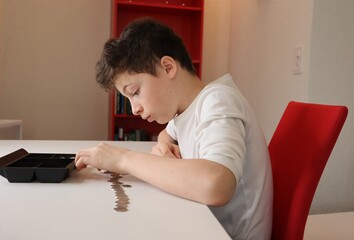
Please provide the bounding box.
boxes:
[175,71,206,115]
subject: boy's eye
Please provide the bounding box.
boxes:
[132,89,139,96]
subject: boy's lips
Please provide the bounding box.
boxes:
[143,115,153,122]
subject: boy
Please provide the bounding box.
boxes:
[75,18,273,240]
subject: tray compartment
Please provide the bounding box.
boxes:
[35,158,75,183]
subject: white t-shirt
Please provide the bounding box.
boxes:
[166,73,273,240]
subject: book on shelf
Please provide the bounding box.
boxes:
[115,91,132,115]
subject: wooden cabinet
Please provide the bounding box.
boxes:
[109,0,204,140]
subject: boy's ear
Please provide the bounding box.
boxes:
[160,56,177,78]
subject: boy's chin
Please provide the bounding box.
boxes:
[151,114,176,124]
[155,119,166,124]
[155,118,171,125]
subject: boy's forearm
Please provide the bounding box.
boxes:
[122,150,236,206]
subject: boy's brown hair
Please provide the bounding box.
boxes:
[96,17,196,91]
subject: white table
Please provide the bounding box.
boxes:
[0,140,231,240]
[304,211,354,240]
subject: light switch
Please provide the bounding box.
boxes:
[294,46,303,74]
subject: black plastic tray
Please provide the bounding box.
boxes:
[0,148,75,183]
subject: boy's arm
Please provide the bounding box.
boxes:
[75,143,236,206]
[124,150,236,206]
[151,129,181,158]
[157,128,174,143]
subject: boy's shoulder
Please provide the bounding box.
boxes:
[196,74,247,112]
[208,73,235,86]
[202,74,238,96]
[204,73,237,92]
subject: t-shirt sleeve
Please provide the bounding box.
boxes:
[195,86,247,182]
[165,120,177,141]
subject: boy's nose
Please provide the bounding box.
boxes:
[132,104,142,116]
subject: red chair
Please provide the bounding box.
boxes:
[268,101,348,240]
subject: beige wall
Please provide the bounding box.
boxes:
[0,0,110,140]
[0,0,230,140]
[202,0,231,83]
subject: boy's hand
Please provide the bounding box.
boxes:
[75,143,129,173]
[151,142,181,159]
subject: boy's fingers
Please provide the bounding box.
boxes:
[75,158,87,171]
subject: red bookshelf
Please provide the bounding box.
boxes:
[109,0,204,140]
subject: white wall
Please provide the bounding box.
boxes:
[0,0,110,140]
[229,0,354,214]
[308,0,354,214]
[229,0,314,140]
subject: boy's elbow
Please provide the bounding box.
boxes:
[206,194,232,207]
[202,167,236,207]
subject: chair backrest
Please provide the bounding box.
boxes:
[268,101,348,240]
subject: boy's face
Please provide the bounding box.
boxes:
[115,67,179,124]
